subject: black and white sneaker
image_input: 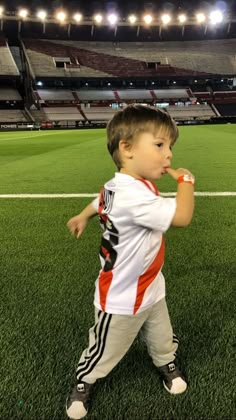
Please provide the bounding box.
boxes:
[66,381,93,419]
[158,361,187,395]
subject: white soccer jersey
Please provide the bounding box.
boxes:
[92,173,176,315]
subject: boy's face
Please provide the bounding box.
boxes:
[123,130,173,180]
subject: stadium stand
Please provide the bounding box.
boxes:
[81,105,117,121]
[36,89,117,102]
[153,89,189,100]
[116,89,153,101]
[76,90,117,102]
[23,38,213,78]
[43,106,84,121]
[167,104,215,119]
[77,104,215,122]
[23,39,111,78]
[0,109,27,122]
[0,87,22,100]
[36,90,75,102]
[0,30,235,127]
[0,86,22,101]
[0,35,20,76]
[49,39,236,76]
[193,92,213,102]
[29,107,47,122]
[34,89,191,104]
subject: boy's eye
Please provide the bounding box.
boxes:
[156,143,163,148]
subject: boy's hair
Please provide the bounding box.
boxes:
[107,104,179,169]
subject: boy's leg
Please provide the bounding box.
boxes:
[140,298,187,395]
[67,307,147,419]
[76,307,146,384]
[140,298,178,367]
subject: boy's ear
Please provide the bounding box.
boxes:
[119,140,133,158]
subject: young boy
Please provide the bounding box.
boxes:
[66,104,195,419]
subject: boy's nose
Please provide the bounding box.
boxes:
[167,149,173,159]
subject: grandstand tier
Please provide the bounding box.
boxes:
[35,88,191,103]
[0,87,22,100]
[38,104,216,123]
[0,35,20,77]
[22,39,236,78]
[22,38,236,79]
[0,110,26,122]
[43,107,84,121]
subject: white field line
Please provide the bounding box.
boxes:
[0,192,235,198]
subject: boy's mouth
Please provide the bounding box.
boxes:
[161,166,170,175]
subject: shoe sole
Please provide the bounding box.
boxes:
[163,380,187,395]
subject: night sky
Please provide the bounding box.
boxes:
[2,0,236,16]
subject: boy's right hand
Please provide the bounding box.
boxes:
[67,202,98,238]
[67,215,88,239]
[166,167,195,227]
[165,167,194,180]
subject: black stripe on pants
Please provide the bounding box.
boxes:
[76,312,112,383]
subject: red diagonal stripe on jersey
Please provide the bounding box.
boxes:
[133,235,165,315]
[137,179,159,195]
[98,270,113,311]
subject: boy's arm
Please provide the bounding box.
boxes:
[67,199,98,238]
[166,167,195,227]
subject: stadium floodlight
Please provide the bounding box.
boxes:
[73,13,82,23]
[107,13,118,25]
[37,10,47,21]
[178,14,187,24]
[56,11,67,23]
[94,14,103,24]
[19,9,28,19]
[143,14,153,25]
[196,13,206,23]
[0,6,4,16]
[161,14,171,25]
[128,14,137,25]
[209,10,223,24]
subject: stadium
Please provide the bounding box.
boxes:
[0,0,235,419]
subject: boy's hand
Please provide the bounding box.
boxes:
[165,167,194,180]
[166,167,195,227]
[67,215,88,239]
[67,202,98,239]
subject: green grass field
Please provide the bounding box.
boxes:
[0,125,235,419]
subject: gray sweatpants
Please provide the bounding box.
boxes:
[76,298,178,384]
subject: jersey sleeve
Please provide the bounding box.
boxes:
[91,196,99,212]
[130,187,176,233]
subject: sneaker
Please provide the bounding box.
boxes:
[66,382,93,419]
[158,361,187,395]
